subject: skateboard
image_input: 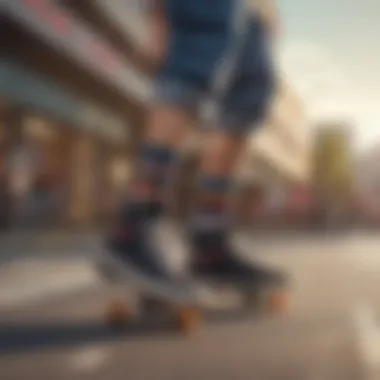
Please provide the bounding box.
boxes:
[95,252,289,334]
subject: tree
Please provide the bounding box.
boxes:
[311,125,354,223]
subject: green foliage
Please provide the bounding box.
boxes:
[312,127,353,199]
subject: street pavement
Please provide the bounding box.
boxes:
[1,229,380,379]
[0,230,102,262]
[0,258,99,309]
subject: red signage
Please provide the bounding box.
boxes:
[21,0,72,35]
[18,0,123,78]
[287,185,312,213]
[85,36,123,75]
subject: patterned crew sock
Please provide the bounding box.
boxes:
[119,143,179,227]
[190,176,233,256]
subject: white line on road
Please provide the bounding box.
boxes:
[68,346,111,373]
[351,304,380,380]
[0,259,100,309]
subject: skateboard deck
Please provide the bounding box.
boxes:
[95,251,289,334]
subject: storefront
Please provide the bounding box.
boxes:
[0,0,154,230]
[0,101,12,230]
[0,101,8,169]
[0,60,130,230]
[95,143,132,222]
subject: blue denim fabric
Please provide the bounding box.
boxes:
[153,0,274,134]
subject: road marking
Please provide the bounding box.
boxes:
[351,304,380,379]
[68,347,111,373]
[0,259,100,309]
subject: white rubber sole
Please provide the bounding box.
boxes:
[96,249,196,305]
[96,250,269,310]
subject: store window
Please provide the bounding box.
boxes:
[108,155,131,205]
[9,112,72,229]
[0,120,6,166]
[109,157,131,188]
[0,105,12,230]
[68,133,95,225]
[96,151,130,222]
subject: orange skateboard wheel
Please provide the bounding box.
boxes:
[267,291,289,314]
[106,299,133,326]
[177,305,201,334]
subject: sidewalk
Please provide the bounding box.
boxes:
[0,257,100,310]
[1,224,378,311]
[0,230,103,262]
[0,224,370,262]
[0,230,104,310]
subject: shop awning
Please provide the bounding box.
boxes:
[1,0,152,103]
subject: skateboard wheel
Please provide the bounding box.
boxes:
[106,299,132,326]
[267,291,288,314]
[177,306,200,334]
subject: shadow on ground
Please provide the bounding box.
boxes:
[0,308,264,355]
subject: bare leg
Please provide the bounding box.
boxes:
[144,106,191,148]
[190,129,243,248]
[190,129,244,264]
[127,105,191,203]
[189,128,286,286]
[107,104,192,280]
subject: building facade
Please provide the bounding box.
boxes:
[237,83,310,225]
[0,0,147,229]
[310,123,354,225]
[353,144,380,223]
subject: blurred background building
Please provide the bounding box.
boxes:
[0,0,311,231]
[310,122,355,227]
[236,82,310,227]
[0,0,150,229]
[355,144,380,225]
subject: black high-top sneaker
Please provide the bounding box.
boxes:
[190,232,286,287]
[105,201,174,283]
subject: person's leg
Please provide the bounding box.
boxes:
[190,15,285,284]
[107,105,192,279]
[108,0,236,282]
[190,130,243,256]
[126,105,191,213]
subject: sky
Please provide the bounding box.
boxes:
[276,0,380,152]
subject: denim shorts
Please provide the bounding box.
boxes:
[153,0,274,134]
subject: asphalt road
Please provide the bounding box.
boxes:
[0,290,363,380]
[2,231,380,380]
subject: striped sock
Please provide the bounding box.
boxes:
[123,143,179,220]
[190,176,233,251]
